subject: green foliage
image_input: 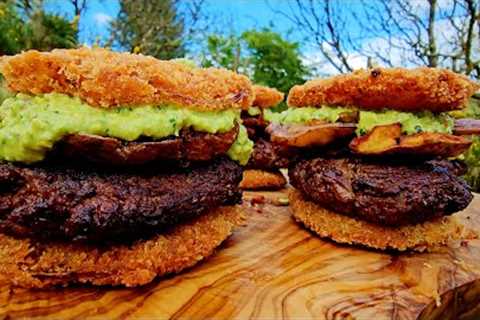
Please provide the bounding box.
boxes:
[465,136,480,192]
[0,1,77,55]
[110,0,185,59]
[23,11,78,51]
[242,30,309,93]
[0,76,12,104]
[0,1,26,55]
[462,96,480,192]
[201,29,309,94]
[202,35,245,72]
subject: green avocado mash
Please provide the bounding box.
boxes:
[357,110,454,135]
[264,105,454,136]
[0,93,253,164]
[264,106,353,124]
[227,124,253,164]
[247,106,262,116]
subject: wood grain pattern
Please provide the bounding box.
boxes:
[0,190,479,320]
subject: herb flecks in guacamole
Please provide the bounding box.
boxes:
[0,93,252,164]
[265,105,454,136]
[357,110,454,135]
[264,106,352,124]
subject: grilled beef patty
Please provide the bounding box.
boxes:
[289,157,472,227]
[0,158,242,242]
[247,138,297,170]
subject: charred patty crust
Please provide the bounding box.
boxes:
[0,158,242,242]
[289,157,473,227]
[247,138,297,170]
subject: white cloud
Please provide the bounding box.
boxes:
[94,13,112,25]
[302,43,369,77]
[298,1,479,77]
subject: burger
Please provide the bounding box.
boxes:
[267,67,480,251]
[239,85,291,190]
[0,48,255,287]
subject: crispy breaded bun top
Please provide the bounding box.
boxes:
[253,85,284,108]
[287,67,479,112]
[0,48,254,111]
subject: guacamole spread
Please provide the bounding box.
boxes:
[357,110,454,135]
[264,105,454,136]
[247,106,262,116]
[264,106,351,124]
[0,93,253,164]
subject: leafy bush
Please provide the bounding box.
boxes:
[0,76,12,104]
[0,1,77,55]
[201,29,309,94]
[464,136,480,191]
[0,1,27,55]
[462,96,480,192]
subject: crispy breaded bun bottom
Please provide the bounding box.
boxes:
[239,169,286,190]
[289,189,467,252]
[0,206,244,288]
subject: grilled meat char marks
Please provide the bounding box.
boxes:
[289,157,473,227]
[247,138,297,170]
[0,158,242,242]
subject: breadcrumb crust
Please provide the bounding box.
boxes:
[239,169,286,190]
[0,206,244,288]
[253,85,284,108]
[287,67,479,112]
[0,48,254,111]
[289,189,471,252]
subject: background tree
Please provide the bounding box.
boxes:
[0,1,27,55]
[69,0,87,17]
[0,0,78,55]
[202,35,246,73]
[202,29,309,94]
[23,10,78,51]
[109,0,208,59]
[271,0,480,78]
[243,29,309,94]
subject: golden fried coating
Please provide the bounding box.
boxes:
[253,85,284,108]
[0,48,254,111]
[289,189,472,252]
[0,206,244,288]
[287,67,479,112]
[239,169,287,190]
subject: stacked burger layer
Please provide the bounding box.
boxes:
[0,47,479,290]
[267,67,480,251]
[240,84,293,190]
[0,48,254,287]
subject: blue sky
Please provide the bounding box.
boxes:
[45,0,299,45]
[42,0,472,76]
[42,0,379,75]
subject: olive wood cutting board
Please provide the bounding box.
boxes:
[0,190,479,320]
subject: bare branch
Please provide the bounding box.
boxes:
[270,0,479,79]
